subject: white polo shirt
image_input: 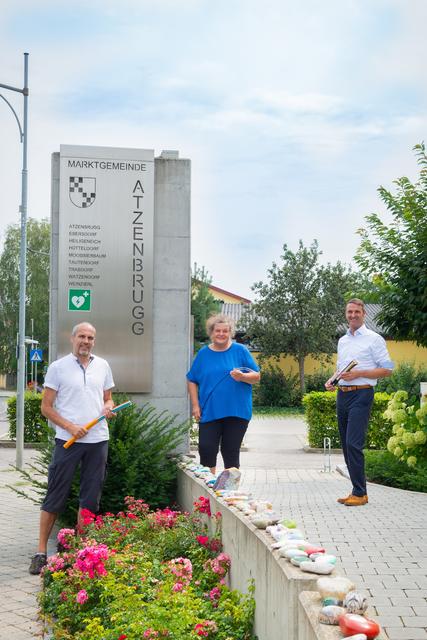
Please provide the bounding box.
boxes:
[337,324,394,387]
[44,353,115,443]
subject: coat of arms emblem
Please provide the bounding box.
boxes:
[69,177,96,208]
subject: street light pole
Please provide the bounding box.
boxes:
[0,53,29,470]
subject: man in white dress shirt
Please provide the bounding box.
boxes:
[325,299,394,506]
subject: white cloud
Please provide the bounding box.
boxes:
[1,0,426,298]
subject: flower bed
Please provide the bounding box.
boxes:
[40,496,256,640]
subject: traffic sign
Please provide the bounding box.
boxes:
[30,348,43,362]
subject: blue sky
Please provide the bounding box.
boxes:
[1,0,426,299]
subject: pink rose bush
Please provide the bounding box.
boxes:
[40,496,255,640]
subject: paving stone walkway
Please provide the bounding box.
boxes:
[1,415,426,639]
[239,416,427,640]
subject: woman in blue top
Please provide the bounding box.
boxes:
[187,314,260,473]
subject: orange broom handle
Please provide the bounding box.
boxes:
[63,400,132,449]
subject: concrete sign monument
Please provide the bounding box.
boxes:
[55,144,155,391]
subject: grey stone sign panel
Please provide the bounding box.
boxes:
[57,144,154,392]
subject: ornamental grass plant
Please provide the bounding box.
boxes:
[40,496,256,640]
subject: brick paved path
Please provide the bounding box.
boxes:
[1,415,427,639]
[0,447,47,639]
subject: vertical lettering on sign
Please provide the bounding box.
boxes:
[132,180,145,335]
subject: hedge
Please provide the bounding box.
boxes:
[7,392,50,442]
[302,390,392,449]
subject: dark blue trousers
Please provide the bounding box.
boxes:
[337,388,374,496]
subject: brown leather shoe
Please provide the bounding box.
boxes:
[344,495,368,506]
[337,494,352,504]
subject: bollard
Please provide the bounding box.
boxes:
[321,436,332,473]
[420,382,427,406]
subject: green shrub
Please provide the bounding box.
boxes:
[376,361,427,404]
[304,368,334,394]
[365,449,427,492]
[10,398,189,526]
[7,392,50,442]
[384,390,427,468]
[302,391,392,449]
[253,365,300,407]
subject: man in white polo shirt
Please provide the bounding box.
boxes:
[325,299,394,506]
[29,322,115,574]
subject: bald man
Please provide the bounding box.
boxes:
[29,323,115,574]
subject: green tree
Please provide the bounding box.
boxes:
[191,263,220,348]
[355,143,427,346]
[244,240,357,394]
[0,218,50,375]
[346,273,382,303]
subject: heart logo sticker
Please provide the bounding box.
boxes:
[71,296,85,308]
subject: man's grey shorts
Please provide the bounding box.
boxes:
[42,438,108,514]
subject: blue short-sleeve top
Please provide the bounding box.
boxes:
[186,342,260,423]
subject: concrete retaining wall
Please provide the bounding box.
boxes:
[177,468,319,640]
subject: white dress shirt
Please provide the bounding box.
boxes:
[337,324,394,387]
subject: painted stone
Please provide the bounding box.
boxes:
[315,554,337,565]
[318,605,346,625]
[281,518,297,528]
[322,597,342,607]
[296,541,320,551]
[317,576,356,601]
[266,524,286,539]
[300,560,334,574]
[303,545,325,555]
[339,614,380,639]
[273,539,298,549]
[286,530,304,540]
[283,548,308,560]
[291,556,311,566]
[249,499,273,511]
[274,539,306,551]
[343,591,368,615]
[213,467,241,491]
[250,515,269,529]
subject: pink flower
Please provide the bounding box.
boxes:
[209,538,222,553]
[196,535,209,547]
[76,589,88,604]
[59,591,68,602]
[167,557,192,585]
[209,586,221,602]
[193,496,211,517]
[143,629,159,638]
[204,552,231,578]
[80,508,96,526]
[172,582,183,592]
[57,528,75,549]
[124,495,149,514]
[118,635,127,640]
[153,508,180,528]
[74,544,109,578]
[45,554,66,572]
[194,620,217,637]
